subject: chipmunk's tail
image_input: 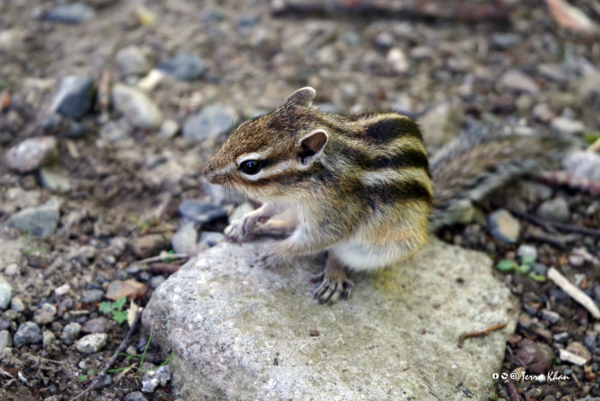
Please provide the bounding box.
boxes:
[428,125,571,232]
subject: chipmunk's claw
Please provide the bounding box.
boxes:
[224,217,256,243]
[311,270,353,304]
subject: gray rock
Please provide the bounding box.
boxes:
[60,322,82,345]
[229,202,254,224]
[171,222,197,254]
[157,53,206,81]
[0,275,12,310]
[124,391,148,401]
[563,151,600,182]
[182,104,235,143]
[5,136,57,173]
[551,117,586,135]
[142,239,517,400]
[157,119,180,140]
[141,365,171,393]
[517,245,537,260]
[10,297,25,312]
[537,197,570,223]
[178,200,227,225]
[82,317,111,333]
[81,289,104,304]
[5,200,61,237]
[75,333,108,353]
[42,330,56,348]
[538,64,566,82]
[487,209,520,244]
[490,33,521,49]
[14,322,42,346]
[517,181,553,202]
[499,70,540,93]
[0,330,11,350]
[199,231,225,247]
[52,75,95,120]
[39,165,71,192]
[44,3,95,24]
[148,275,165,289]
[115,46,153,77]
[112,83,163,130]
[99,119,133,143]
[34,303,57,326]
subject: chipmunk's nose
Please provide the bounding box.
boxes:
[203,164,216,182]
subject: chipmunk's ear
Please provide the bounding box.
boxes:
[297,129,328,166]
[286,87,316,107]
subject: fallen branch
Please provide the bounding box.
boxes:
[505,205,600,237]
[136,253,189,265]
[457,323,507,348]
[548,267,600,319]
[147,262,182,275]
[68,308,144,401]
[540,171,600,196]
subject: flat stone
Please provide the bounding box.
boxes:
[44,3,95,24]
[130,234,170,259]
[0,275,12,310]
[14,322,42,346]
[537,197,570,223]
[499,69,540,93]
[10,297,25,312]
[5,136,57,173]
[115,46,153,77]
[488,209,520,244]
[0,330,11,350]
[157,53,206,81]
[141,365,170,393]
[182,104,235,143]
[54,284,71,296]
[148,275,165,289]
[112,83,163,130]
[51,75,95,120]
[490,33,521,49]
[34,303,57,326]
[81,289,105,304]
[75,333,108,353]
[124,392,148,401]
[5,200,61,237]
[82,317,111,333]
[178,201,227,225]
[566,341,591,364]
[143,238,517,400]
[39,165,71,192]
[551,117,586,135]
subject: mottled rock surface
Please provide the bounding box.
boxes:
[143,238,518,400]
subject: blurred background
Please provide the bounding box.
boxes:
[1,0,600,400]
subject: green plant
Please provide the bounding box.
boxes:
[99,297,128,324]
[21,232,48,256]
[583,132,600,145]
[495,255,545,281]
[108,334,174,377]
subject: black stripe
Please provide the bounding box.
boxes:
[363,117,423,144]
[373,149,429,172]
[366,179,432,209]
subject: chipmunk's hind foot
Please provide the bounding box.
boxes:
[310,255,353,304]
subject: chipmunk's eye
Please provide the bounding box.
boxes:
[239,160,262,175]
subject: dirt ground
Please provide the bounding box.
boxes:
[1,0,600,400]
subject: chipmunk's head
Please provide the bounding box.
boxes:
[204,87,331,201]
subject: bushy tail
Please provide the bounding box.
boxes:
[428,125,571,232]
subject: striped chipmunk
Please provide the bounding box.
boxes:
[204,87,565,304]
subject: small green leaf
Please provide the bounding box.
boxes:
[583,132,600,145]
[113,310,128,324]
[496,259,517,272]
[521,255,536,265]
[529,274,547,282]
[99,302,114,313]
[78,375,89,381]
[517,264,531,275]
[113,297,127,311]
[87,369,95,376]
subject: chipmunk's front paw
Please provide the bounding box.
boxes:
[224,216,258,243]
[311,269,353,304]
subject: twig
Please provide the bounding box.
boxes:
[147,262,182,275]
[457,323,507,348]
[68,308,144,401]
[524,226,580,249]
[548,267,600,319]
[506,382,520,401]
[137,253,189,265]
[505,205,600,237]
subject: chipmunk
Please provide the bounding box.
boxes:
[204,87,564,304]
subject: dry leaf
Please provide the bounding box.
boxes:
[127,301,139,327]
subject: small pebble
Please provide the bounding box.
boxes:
[517,245,537,260]
[537,197,570,223]
[39,165,71,192]
[541,309,560,324]
[115,46,153,78]
[51,75,95,120]
[5,200,61,237]
[171,221,198,254]
[43,330,55,348]
[54,284,71,296]
[10,297,25,312]
[112,83,164,130]
[490,33,521,50]
[182,104,236,143]
[82,317,111,334]
[157,53,206,81]
[106,279,146,300]
[14,322,43,346]
[124,391,148,401]
[60,322,82,345]
[76,333,108,353]
[499,70,539,93]
[141,365,171,393]
[81,289,105,304]
[199,231,225,247]
[554,332,569,342]
[0,330,11,350]
[4,136,57,173]
[148,275,165,289]
[563,151,600,183]
[514,339,554,374]
[34,303,57,325]
[179,201,227,225]
[0,276,13,310]
[44,3,95,24]
[158,119,179,140]
[566,341,591,364]
[551,117,586,136]
[487,209,520,244]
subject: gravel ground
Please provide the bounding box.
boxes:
[0,0,600,400]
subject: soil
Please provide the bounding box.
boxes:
[0,0,600,400]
